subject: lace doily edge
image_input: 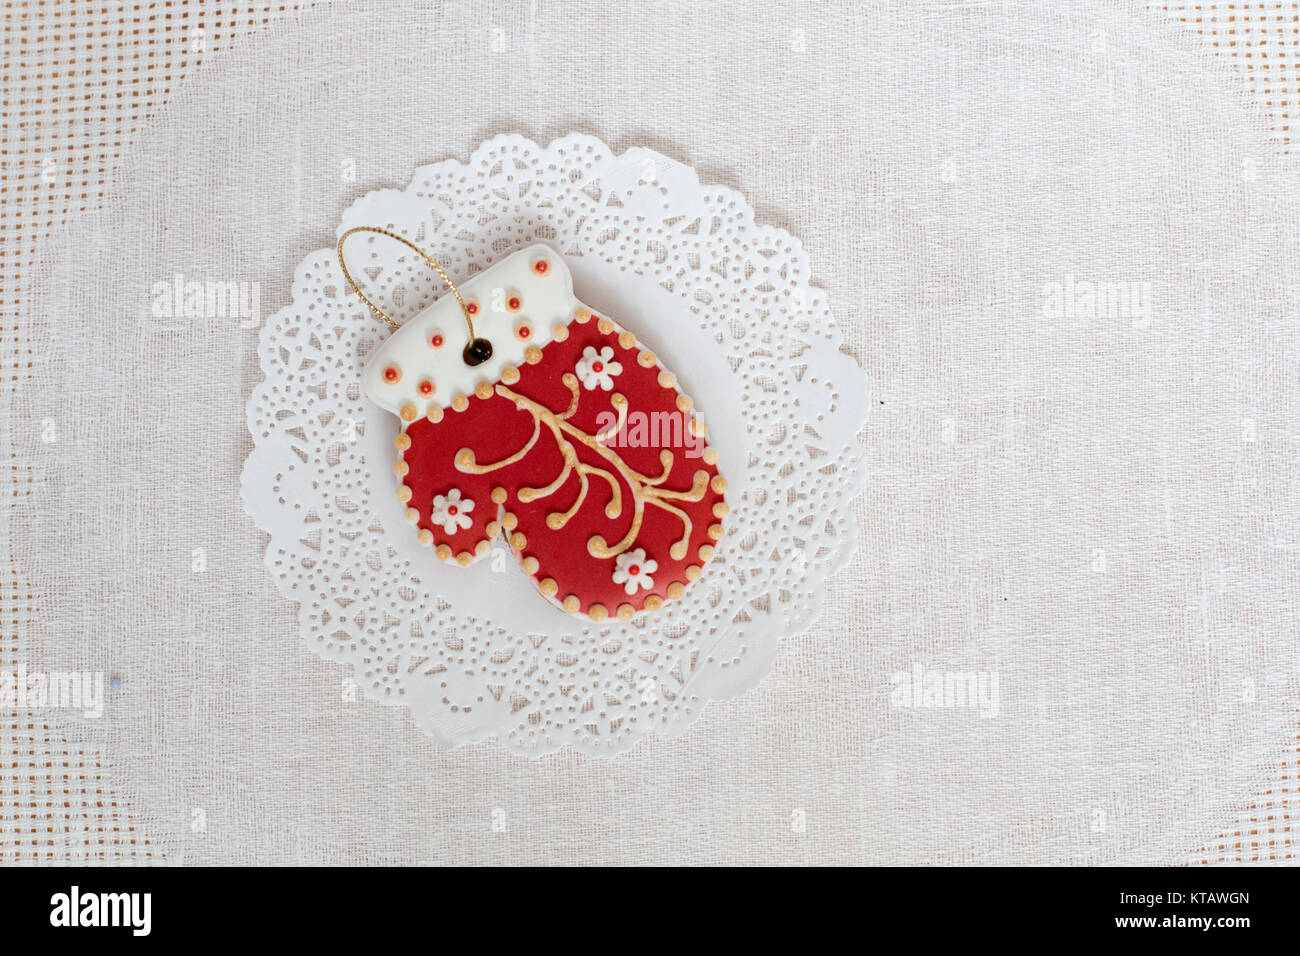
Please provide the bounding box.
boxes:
[239,133,872,755]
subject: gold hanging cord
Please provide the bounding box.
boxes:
[336,226,474,338]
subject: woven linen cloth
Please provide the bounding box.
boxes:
[6,0,1300,864]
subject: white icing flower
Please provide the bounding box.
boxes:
[575,345,623,391]
[431,489,475,535]
[612,548,657,595]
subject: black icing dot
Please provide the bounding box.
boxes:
[463,337,493,366]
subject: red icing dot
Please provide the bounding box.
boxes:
[466,302,479,316]
[628,564,640,576]
[518,325,531,339]
[382,365,400,383]
[533,259,549,275]
[418,380,434,395]
[448,505,458,516]
[430,334,444,348]
[592,361,604,373]
[507,295,521,311]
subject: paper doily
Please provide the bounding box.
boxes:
[241,134,868,756]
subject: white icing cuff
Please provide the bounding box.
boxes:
[362,243,577,419]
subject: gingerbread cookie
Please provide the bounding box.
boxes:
[356,238,726,620]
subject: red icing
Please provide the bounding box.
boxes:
[400,311,724,616]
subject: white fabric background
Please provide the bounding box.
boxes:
[6,0,1300,864]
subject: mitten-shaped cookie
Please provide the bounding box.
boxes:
[360,241,726,620]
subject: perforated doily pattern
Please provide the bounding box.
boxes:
[242,134,867,755]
